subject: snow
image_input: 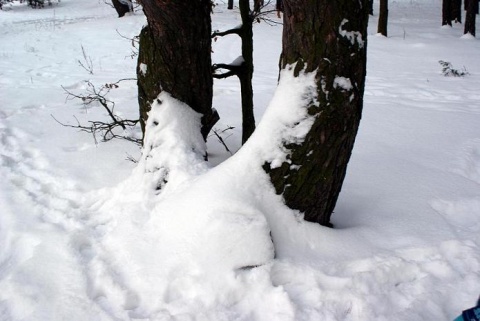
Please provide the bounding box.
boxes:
[333,76,353,91]
[339,19,365,48]
[139,63,147,76]
[1,0,480,320]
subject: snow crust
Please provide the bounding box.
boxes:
[1,0,480,320]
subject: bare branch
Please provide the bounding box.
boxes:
[59,79,141,145]
[209,126,235,155]
[78,45,94,75]
[212,26,242,38]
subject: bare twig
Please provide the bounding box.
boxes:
[59,78,141,145]
[209,126,235,154]
[78,45,94,75]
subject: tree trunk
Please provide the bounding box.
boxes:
[111,0,131,17]
[465,0,480,14]
[228,0,233,10]
[451,0,462,23]
[239,0,255,144]
[264,0,369,226]
[254,0,264,13]
[465,0,477,36]
[276,0,283,12]
[368,0,374,15]
[137,0,218,141]
[443,0,453,26]
[377,0,388,36]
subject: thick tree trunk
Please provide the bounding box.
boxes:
[465,0,477,35]
[137,0,218,141]
[451,0,462,23]
[443,0,453,26]
[264,0,368,226]
[378,0,388,36]
[112,0,131,17]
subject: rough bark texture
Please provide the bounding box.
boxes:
[378,0,388,36]
[137,0,218,141]
[264,0,368,226]
[443,0,452,26]
[465,0,478,36]
[112,0,131,17]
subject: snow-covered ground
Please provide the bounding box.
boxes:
[1,0,479,320]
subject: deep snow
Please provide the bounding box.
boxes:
[1,0,480,320]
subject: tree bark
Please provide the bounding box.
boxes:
[368,0,374,15]
[443,0,453,26]
[228,0,233,10]
[264,0,369,226]
[465,0,477,36]
[377,0,388,36]
[137,0,218,141]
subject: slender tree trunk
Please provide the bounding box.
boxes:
[465,0,477,35]
[254,0,264,13]
[451,0,462,23]
[137,0,218,141]
[276,0,283,12]
[239,0,255,143]
[466,0,480,14]
[443,0,453,26]
[228,0,233,10]
[368,0,374,15]
[264,0,369,226]
[377,0,388,36]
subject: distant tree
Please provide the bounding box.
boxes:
[276,0,283,11]
[465,0,478,36]
[112,0,132,17]
[451,0,462,23]
[464,0,479,14]
[254,0,264,13]
[443,0,453,26]
[377,0,388,36]
[137,0,218,141]
[264,0,369,226]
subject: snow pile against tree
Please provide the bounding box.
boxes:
[1,0,480,320]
